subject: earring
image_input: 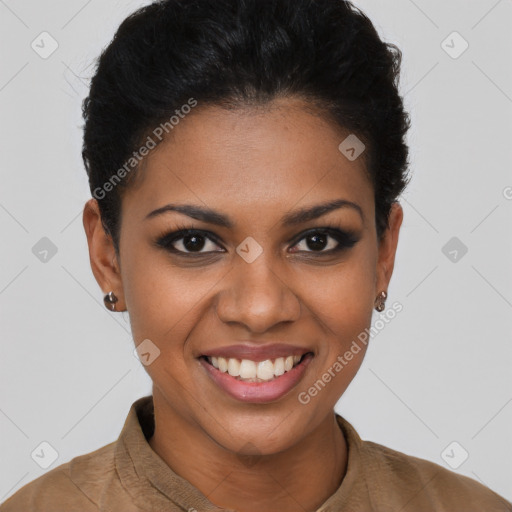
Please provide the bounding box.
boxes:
[374,290,387,312]
[103,291,118,311]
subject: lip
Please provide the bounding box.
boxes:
[200,343,311,362]
[199,352,314,404]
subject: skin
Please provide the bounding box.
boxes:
[83,96,403,512]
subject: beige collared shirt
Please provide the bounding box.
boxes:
[1,395,510,511]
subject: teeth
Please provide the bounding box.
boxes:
[257,360,274,380]
[218,357,228,373]
[227,358,240,377]
[274,357,285,376]
[239,359,257,379]
[208,354,304,381]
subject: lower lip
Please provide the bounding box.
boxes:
[199,354,314,404]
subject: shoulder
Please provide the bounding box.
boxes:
[0,441,116,512]
[362,439,512,511]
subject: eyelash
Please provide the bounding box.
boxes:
[154,222,360,257]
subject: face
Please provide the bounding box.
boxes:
[84,96,402,455]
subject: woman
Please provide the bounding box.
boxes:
[1,0,510,510]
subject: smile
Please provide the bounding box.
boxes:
[199,349,314,403]
[206,355,303,382]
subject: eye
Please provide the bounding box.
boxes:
[155,225,360,257]
[289,227,360,254]
[156,228,224,255]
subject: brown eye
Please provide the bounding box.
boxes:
[178,233,207,252]
[156,229,224,254]
[289,227,359,254]
[297,232,334,251]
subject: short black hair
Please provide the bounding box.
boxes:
[82,0,411,253]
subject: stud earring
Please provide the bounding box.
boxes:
[103,291,118,311]
[374,290,387,312]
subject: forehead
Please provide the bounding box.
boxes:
[122,98,374,224]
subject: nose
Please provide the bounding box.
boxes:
[214,252,301,334]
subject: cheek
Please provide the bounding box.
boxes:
[119,248,242,422]
[301,246,377,330]
[121,254,207,399]
[122,247,219,347]
[295,247,376,395]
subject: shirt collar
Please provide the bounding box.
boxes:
[114,395,369,511]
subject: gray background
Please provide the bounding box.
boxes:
[1,0,511,504]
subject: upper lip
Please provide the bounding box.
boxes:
[201,343,312,362]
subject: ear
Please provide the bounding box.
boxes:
[375,201,403,296]
[82,198,126,311]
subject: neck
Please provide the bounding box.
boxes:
[148,390,348,512]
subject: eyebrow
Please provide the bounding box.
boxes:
[145,198,364,227]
